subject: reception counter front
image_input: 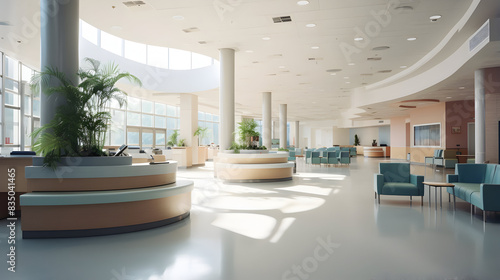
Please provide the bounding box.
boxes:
[363,146,391,158]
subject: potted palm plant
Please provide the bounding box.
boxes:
[194,126,209,146]
[234,119,267,154]
[167,130,179,147]
[30,58,142,169]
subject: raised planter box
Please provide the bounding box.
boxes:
[32,156,132,167]
[239,149,269,154]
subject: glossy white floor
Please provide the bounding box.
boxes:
[1,157,500,280]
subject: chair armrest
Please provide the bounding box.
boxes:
[480,184,500,212]
[447,174,459,183]
[410,174,424,195]
[374,174,384,194]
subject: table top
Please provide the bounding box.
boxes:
[423,182,455,187]
[456,155,475,157]
[295,155,305,157]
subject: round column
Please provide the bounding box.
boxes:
[279,104,287,149]
[262,92,272,149]
[295,121,300,148]
[40,0,79,126]
[475,69,485,163]
[219,48,235,150]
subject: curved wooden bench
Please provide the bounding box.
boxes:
[20,180,193,239]
[216,162,294,182]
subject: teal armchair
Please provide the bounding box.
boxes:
[288,151,296,161]
[311,152,321,165]
[327,151,338,165]
[374,162,424,205]
[339,151,350,165]
[305,150,312,164]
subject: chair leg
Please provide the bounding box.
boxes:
[448,193,450,202]
[375,192,377,199]
[483,211,486,222]
[421,196,423,206]
[410,196,412,201]
[378,195,380,204]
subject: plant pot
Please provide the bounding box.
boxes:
[32,156,132,167]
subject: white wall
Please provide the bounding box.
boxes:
[332,127,350,145]
[350,127,380,146]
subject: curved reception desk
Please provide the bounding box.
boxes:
[363,146,391,158]
[215,152,294,182]
[20,157,193,238]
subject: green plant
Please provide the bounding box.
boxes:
[354,134,360,146]
[278,147,289,152]
[229,141,241,153]
[194,126,209,146]
[236,119,260,147]
[168,130,179,146]
[178,138,186,147]
[31,58,141,169]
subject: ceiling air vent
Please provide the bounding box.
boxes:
[273,16,292,23]
[326,69,342,73]
[367,57,381,61]
[469,20,490,52]
[198,41,207,44]
[122,1,146,7]
[378,70,392,73]
[378,120,384,123]
[182,27,200,33]
[308,57,323,61]
[361,73,373,76]
[372,46,390,51]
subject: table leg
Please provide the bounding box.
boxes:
[453,188,456,211]
[440,188,442,208]
[428,185,431,207]
[435,187,437,210]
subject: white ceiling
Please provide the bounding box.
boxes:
[2,0,500,124]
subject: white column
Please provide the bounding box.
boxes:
[180,94,198,164]
[219,48,235,150]
[279,104,287,149]
[41,0,79,126]
[262,92,272,149]
[295,121,300,148]
[475,69,486,163]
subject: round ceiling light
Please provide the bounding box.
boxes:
[262,37,271,40]
[172,15,185,20]
[407,37,417,41]
[348,62,355,66]
[297,1,309,6]
[429,15,442,21]
[306,23,316,28]
[400,65,407,69]
[311,46,320,49]
[459,86,465,90]
[354,37,364,41]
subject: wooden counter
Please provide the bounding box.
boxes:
[363,146,390,158]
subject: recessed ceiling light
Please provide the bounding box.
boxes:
[407,37,417,41]
[245,50,254,53]
[279,66,286,69]
[172,15,184,20]
[459,86,465,90]
[429,15,442,21]
[111,25,122,30]
[345,81,351,84]
[311,46,320,49]
[344,77,349,79]
[330,73,337,76]
[262,37,271,40]
[400,65,407,68]
[348,62,355,66]
[446,96,452,99]
[354,37,364,41]
[297,0,309,6]
[306,23,316,28]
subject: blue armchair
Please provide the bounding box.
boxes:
[311,152,321,165]
[374,162,424,205]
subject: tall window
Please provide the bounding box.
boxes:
[414,123,441,147]
[198,111,219,145]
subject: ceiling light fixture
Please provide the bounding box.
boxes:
[348,62,355,66]
[262,37,271,40]
[459,86,465,90]
[279,66,286,69]
[306,23,316,28]
[297,0,309,6]
[400,65,407,68]
[344,77,349,79]
[354,37,364,41]
[330,73,337,76]
[429,15,442,22]
[345,81,351,84]
[407,37,417,41]
[172,15,184,20]
[245,50,254,53]
[446,97,452,99]
[311,46,319,49]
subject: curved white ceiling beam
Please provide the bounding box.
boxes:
[365,0,481,90]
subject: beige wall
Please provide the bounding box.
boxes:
[332,127,350,146]
[409,103,446,163]
[390,116,408,160]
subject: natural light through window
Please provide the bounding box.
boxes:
[124,40,147,64]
